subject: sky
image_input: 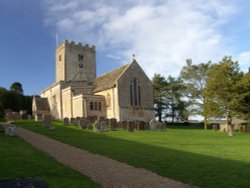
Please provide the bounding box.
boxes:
[0,0,250,95]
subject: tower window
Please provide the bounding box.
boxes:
[59,55,62,61]
[78,54,84,61]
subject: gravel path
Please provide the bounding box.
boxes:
[16,127,192,188]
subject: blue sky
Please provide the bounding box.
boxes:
[0,0,250,95]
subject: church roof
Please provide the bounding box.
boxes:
[33,96,50,110]
[93,64,129,92]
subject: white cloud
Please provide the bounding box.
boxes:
[42,0,236,78]
[237,51,250,72]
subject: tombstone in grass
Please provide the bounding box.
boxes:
[128,121,135,132]
[110,118,117,131]
[93,120,101,132]
[138,121,145,131]
[42,115,55,130]
[70,118,77,125]
[156,121,165,131]
[122,121,128,131]
[63,117,69,126]
[42,115,51,128]
[79,118,89,129]
[144,121,150,130]
[5,124,17,136]
[149,119,157,130]
[76,117,81,125]
[100,120,109,132]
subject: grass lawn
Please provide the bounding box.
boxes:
[14,120,250,188]
[0,125,99,188]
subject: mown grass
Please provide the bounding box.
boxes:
[14,120,250,188]
[0,125,99,188]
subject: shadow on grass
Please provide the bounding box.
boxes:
[15,121,250,188]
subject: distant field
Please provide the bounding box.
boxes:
[14,120,250,188]
[0,125,99,188]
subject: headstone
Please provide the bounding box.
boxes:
[93,120,101,132]
[149,119,157,130]
[149,119,165,131]
[43,115,52,129]
[138,121,145,131]
[128,121,135,132]
[79,118,89,129]
[122,121,128,131]
[63,118,69,126]
[110,118,117,131]
[70,118,77,125]
[5,125,17,136]
[100,120,109,132]
[76,117,81,125]
[156,121,165,131]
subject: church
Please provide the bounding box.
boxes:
[32,40,154,122]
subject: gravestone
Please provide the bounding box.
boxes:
[156,121,165,131]
[110,118,117,131]
[76,117,81,125]
[137,121,145,131]
[93,120,101,132]
[70,118,77,125]
[5,125,17,136]
[63,118,69,126]
[42,115,51,128]
[149,119,157,130]
[79,118,89,129]
[100,120,109,132]
[128,121,135,132]
[122,121,128,131]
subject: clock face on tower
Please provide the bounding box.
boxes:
[79,63,85,69]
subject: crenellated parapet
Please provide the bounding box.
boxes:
[56,40,95,53]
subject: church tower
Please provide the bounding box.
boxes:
[56,40,96,83]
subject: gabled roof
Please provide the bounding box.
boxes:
[33,96,50,111]
[93,64,129,93]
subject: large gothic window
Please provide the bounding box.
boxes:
[130,78,141,106]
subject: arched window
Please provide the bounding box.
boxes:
[129,78,141,106]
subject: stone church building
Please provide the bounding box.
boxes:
[33,40,154,122]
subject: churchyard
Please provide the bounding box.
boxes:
[12,119,250,188]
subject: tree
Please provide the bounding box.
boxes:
[203,57,244,136]
[152,74,168,122]
[237,71,250,119]
[165,76,187,122]
[180,59,211,128]
[10,82,23,94]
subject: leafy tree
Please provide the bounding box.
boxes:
[165,76,187,122]
[0,87,8,115]
[203,57,244,136]
[10,82,23,94]
[237,71,250,119]
[180,59,211,128]
[152,74,168,122]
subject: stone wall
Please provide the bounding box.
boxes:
[94,87,120,120]
[61,87,72,119]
